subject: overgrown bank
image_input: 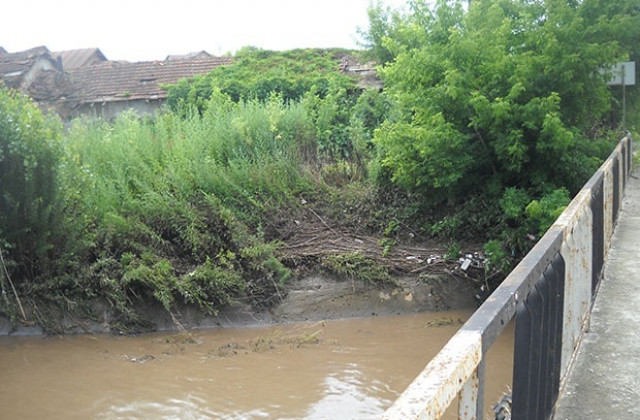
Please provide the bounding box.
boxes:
[1,0,638,334]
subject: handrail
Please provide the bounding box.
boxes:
[383,134,633,420]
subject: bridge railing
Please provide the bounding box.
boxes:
[383,134,633,420]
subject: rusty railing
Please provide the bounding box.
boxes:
[383,134,633,420]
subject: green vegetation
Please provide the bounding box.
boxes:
[367,0,638,266]
[0,60,391,332]
[0,90,67,325]
[322,252,392,286]
[166,48,356,111]
[1,1,638,333]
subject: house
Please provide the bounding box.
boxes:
[1,46,379,120]
[51,48,107,69]
[0,46,62,92]
[166,50,212,61]
[0,46,231,120]
[58,56,232,119]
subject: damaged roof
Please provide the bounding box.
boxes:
[0,46,59,89]
[51,48,107,69]
[64,57,232,104]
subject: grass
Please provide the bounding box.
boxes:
[51,96,323,331]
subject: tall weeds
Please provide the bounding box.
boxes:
[54,94,320,330]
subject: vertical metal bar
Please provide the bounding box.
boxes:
[628,138,633,180]
[624,142,628,188]
[513,252,565,420]
[529,288,544,420]
[537,278,552,417]
[540,253,565,417]
[550,254,565,406]
[613,155,620,220]
[513,289,542,420]
[591,179,604,293]
[513,299,533,419]
[458,366,479,420]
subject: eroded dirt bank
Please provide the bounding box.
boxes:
[1,211,487,335]
[0,272,477,335]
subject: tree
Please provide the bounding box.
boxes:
[372,0,638,204]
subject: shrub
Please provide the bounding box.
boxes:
[0,87,64,283]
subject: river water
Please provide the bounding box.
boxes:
[0,310,513,420]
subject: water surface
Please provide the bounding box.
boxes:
[0,310,512,419]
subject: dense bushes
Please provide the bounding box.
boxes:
[368,0,637,261]
[58,97,321,330]
[166,48,358,112]
[0,88,67,323]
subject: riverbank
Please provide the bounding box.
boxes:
[0,273,476,336]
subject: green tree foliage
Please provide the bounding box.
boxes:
[370,0,637,238]
[166,48,357,114]
[358,1,400,64]
[166,48,391,163]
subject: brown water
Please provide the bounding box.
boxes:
[0,311,513,420]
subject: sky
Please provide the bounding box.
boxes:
[1,0,409,62]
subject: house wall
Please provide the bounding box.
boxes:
[70,98,164,120]
[21,57,57,90]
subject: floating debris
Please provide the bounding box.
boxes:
[129,354,155,363]
[424,317,465,327]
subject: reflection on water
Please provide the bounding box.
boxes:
[300,366,391,420]
[0,311,512,420]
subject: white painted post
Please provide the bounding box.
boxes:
[458,366,479,420]
[554,191,593,379]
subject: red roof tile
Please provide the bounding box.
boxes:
[65,57,232,103]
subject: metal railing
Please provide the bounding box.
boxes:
[383,134,633,420]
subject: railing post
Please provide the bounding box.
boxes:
[458,362,480,420]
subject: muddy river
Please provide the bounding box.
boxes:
[0,310,513,419]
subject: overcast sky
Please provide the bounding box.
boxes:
[1,0,409,62]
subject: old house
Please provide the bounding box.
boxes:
[166,50,212,61]
[58,57,232,119]
[1,46,379,121]
[51,48,107,69]
[0,46,231,120]
[0,46,62,92]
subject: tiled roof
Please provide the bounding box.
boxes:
[166,51,212,61]
[27,69,70,103]
[0,46,50,74]
[51,48,107,69]
[0,47,6,56]
[0,46,58,89]
[64,57,232,103]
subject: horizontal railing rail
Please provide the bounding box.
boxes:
[383,134,633,420]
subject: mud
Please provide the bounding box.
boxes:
[0,273,476,336]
